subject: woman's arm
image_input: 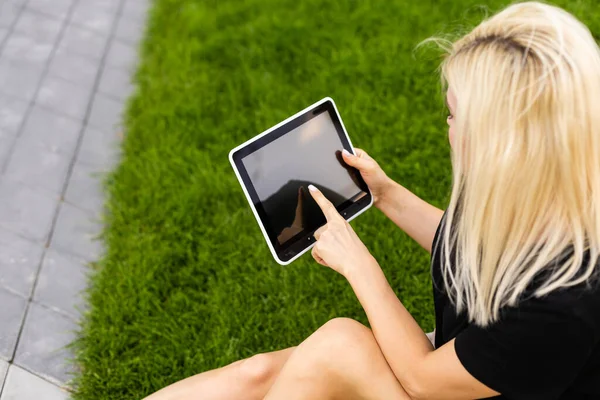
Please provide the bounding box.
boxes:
[347,262,499,400]
[338,149,443,252]
[376,178,444,253]
[307,186,498,399]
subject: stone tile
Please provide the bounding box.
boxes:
[6,0,29,6]
[65,161,106,213]
[26,0,74,21]
[4,140,71,193]
[0,288,27,361]
[70,3,114,36]
[0,2,21,29]
[57,24,109,60]
[84,0,122,14]
[115,14,144,45]
[122,0,150,23]
[2,33,54,66]
[51,203,103,261]
[1,364,71,400]
[78,126,122,168]
[20,106,82,156]
[35,77,92,120]
[34,249,88,319]
[47,49,101,89]
[13,10,63,43]
[98,66,133,101]
[0,359,7,392]
[0,60,44,102]
[0,133,14,167]
[0,27,8,43]
[0,229,44,297]
[87,93,123,133]
[14,303,78,385]
[0,179,59,242]
[105,39,137,71]
[0,94,29,134]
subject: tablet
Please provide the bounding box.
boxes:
[229,97,373,265]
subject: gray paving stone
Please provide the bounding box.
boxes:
[0,179,59,242]
[105,39,137,71]
[70,3,114,36]
[0,133,14,167]
[0,2,21,29]
[1,364,71,400]
[83,0,123,14]
[51,203,103,261]
[65,161,106,213]
[70,0,121,15]
[0,288,27,361]
[2,32,54,67]
[6,0,29,6]
[0,359,7,392]
[20,106,82,156]
[0,27,8,43]
[115,14,144,45]
[36,77,93,120]
[98,66,133,101]
[26,0,74,21]
[34,249,88,319]
[0,60,44,102]
[0,94,29,134]
[57,24,109,60]
[122,0,150,23]
[13,9,63,43]
[4,139,71,193]
[14,303,78,386]
[47,49,101,89]
[0,228,44,297]
[87,93,123,133]
[78,126,122,168]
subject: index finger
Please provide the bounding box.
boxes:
[308,184,340,222]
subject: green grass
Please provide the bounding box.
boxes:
[72,0,600,398]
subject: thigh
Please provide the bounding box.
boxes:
[317,318,411,400]
[265,318,411,400]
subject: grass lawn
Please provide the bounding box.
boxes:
[73,0,600,398]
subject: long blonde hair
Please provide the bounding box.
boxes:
[432,1,600,326]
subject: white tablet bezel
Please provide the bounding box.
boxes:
[229,97,373,265]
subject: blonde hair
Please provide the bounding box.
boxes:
[432,1,600,326]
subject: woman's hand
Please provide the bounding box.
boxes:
[308,184,377,279]
[342,148,391,206]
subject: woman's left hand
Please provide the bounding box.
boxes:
[307,184,377,278]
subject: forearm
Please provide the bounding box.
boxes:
[376,178,444,253]
[347,261,434,396]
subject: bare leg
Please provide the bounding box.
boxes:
[143,347,296,400]
[264,318,411,400]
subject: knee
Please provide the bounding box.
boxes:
[306,318,373,362]
[237,353,276,386]
[318,317,371,344]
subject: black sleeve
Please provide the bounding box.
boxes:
[454,294,595,400]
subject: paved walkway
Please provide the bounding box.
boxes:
[0,0,148,397]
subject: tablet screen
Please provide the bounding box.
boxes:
[241,109,367,247]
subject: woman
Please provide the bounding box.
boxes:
[146,2,600,399]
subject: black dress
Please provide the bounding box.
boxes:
[430,210,600,399]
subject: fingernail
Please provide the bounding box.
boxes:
[342,149,352,156]
[308,184,317,192]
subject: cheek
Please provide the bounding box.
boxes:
[448,124,455,148]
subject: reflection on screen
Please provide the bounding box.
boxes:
[242,111,365,245]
